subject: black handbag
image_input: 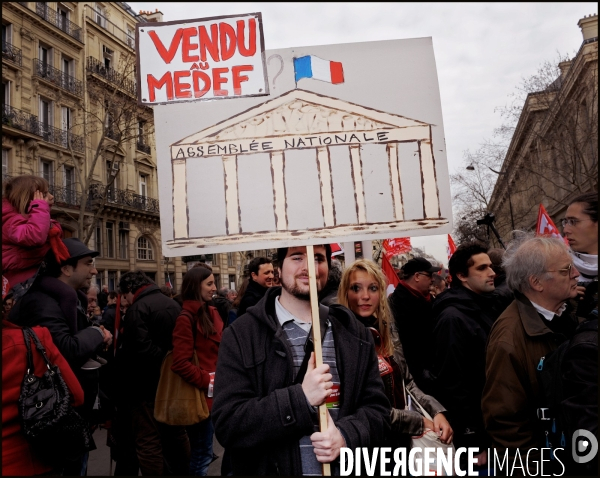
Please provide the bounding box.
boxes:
[18,327,93,466]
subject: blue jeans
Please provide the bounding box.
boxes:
[186,417,214,476]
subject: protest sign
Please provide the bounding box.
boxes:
[153,37,453,257]
[136,13,268,105]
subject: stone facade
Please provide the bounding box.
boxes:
[488,14,598,243]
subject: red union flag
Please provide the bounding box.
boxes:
[381,253,399,296]
[330,243,344,257]
[447,234,457,261]
[536,204,569,245]
[382,237,411,258]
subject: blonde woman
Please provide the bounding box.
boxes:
[338,259,453,446]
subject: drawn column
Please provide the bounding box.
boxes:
[316,147,335,227]
[349,145,367,223]
[270,151,287,231]
[387,143,404,221]
[222,155,241,234]
[172,159,188,238]
[419,135,441,218]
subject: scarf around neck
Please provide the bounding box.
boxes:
[571,251,598,282]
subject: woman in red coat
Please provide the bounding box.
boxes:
[171,264,222,476]
[2,320,84,475]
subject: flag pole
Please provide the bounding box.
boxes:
[306,244,331,476]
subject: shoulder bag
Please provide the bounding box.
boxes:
[154,311,210,425]
[19,327,93,466]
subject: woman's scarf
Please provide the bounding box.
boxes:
[571,251,598,282]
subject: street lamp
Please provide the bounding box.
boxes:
[466,164,515,231]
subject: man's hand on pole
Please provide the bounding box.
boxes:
[302,351,333,406]
[311,411,345,463]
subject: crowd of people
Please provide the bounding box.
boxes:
[1,174,597,476]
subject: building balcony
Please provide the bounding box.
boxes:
[2,104,41,136]
[136,141,151,154]
[2,42,22,67]
[87,7,135,50]
[105,127,122,142]
[90,184,160,214]
[86,57,137,97]
[34,3,82,42]
[33,59,83,97]
[38,123,85,153]
[49,184,80,208]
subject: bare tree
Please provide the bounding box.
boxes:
[58,52,155,245]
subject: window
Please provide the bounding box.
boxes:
[57,5,70,32]
[139,173,147,197]
[95,220,102,256]
[2,23,12,44]
[108,271,116,291]
[96,5,106,28]
[95,272,104,290]
[63,165,75,203]
[61,106,71,147]
[126,25,135,48]
[106,221,114,258]
[227,252,234,267]
[213,274,221,289]
[39,97,52,140]
[103,46,113,69]
[41,160,54,186]
[119,230,128,259]
[2,149,9,177]
[229,274,236,289]
[39,44,51,67]
[138,121,144,141]
[2,80,9,106]
[137,236,153,260]
[106,160,117,201]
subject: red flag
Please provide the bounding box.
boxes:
[382,237,412,258]
[536,204,569,245]
[381,253,399,296]
[447,234,457,261]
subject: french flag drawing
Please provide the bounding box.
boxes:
[294,55,344,84]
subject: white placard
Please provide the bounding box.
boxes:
[154,37,454,256]
[136,13,268,105]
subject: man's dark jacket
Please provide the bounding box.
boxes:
[236,278,268,317]
[101,303,117,334]
[431,286,496,449]
[114,285,181,403]
[10,275,105,422]
[388,281,435,393]
[212,287,391,476]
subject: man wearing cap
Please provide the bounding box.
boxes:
[212,245,390,476]
[388,257,441,394]
[10,238,112,474]
[431,243,496,470]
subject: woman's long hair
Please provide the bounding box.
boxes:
[180,265,216,337]
[337,259,394,357]
[3,175,49,215]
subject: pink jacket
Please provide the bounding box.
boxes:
[1,198,62,285]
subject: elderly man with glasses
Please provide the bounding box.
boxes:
[482,235,580,471]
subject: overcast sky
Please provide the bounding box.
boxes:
[130,2,597,264]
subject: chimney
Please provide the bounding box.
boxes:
[578,14,598,41]
[558,60,571,79]
[139,10,163,23]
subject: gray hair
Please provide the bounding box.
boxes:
[88,284,100,294]
[503,233,568,293]
[218,287,230,298]
[328,259,343,284]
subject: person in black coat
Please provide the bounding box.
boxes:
[114,271,189,476]
[431,244,496,470]
[236,256,274,317]
[9,238,112,474]
[212,245,390,476]
[388,257,440,394]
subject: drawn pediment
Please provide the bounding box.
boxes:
[173,89,430,146]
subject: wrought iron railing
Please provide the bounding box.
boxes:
[38,123,85,153]
[49,184,80,208]
[87,7,135,49]
[86,57,137,96]
[2,104,41,136]
[2,42,23,67]
[105,127,122,141]
[89,183,160,214]
[136,141,151,154]
[33,59,83,97]
[35,3,82,42]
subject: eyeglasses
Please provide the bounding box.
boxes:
[545,263,576,277]
[417,272,433,279]
[561,217,593,227]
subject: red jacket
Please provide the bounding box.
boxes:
[2,322,83,476]
[171,300,223,410]
[1,198,62,285]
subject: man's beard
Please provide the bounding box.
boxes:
[282,275,320,301]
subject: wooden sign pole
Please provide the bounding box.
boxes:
[305,245,331,476]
